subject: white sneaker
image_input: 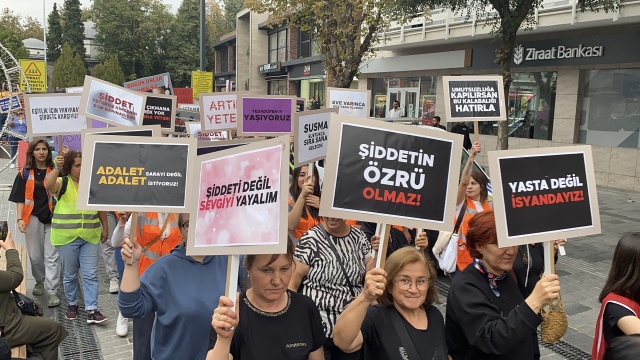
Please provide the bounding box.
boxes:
[115,312,128,337]
[9,163,15,169]
[109,278,119,294]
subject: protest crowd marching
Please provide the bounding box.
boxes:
[0,72,638,360]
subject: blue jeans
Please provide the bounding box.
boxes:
[115,247,124,281]
[57,238,100,310]
[8,135,19,161]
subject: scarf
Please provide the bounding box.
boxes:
[473,258,508,297]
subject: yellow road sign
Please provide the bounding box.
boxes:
[20,59,47,93]
[191,71,213,100]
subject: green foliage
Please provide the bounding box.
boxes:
[61,0,86,58]
[222,0,244,33]
[0,30,29,60]
[92,54,125,85]
[52,42,86,88]
[81,7,93,22]
[0,8,44,41]
[92,0,174,79]
[245,0,404,88]
[48,3,64,62]
[165,0,201,86]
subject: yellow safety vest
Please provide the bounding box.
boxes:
[50,176,102,246]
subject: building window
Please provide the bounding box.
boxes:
[504,72,557,140]
[220,47,228,72]
[579,69,640,148]
[269,29,287,63]
[299,30,320,58]
[230,45,236,71]
[268,79,287,95]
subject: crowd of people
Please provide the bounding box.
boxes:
[0,121,637,360]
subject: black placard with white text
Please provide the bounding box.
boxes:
[443,76,507,122]
[142,95,175,129]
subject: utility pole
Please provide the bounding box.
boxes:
[200,0,205,71]
[43,0,48,92]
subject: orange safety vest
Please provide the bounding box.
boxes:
[288,196,323,239]
[456,198,492,271]
[134,213,182,275]
[21,168,53,226]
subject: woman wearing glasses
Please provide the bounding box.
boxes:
[116,213,232,360]
[332,247,448,360]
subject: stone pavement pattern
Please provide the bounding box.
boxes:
[0,155,637,360]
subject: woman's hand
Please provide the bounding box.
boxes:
[0,230,16,250]
[415,231,428,249]
[300,183,314,198]
[526,274,560,313]
[370,235,380,252]
[117,212,130,225]
[305,194,320,209]
[362,268,387,303]
[121,237,142,264]
[471,141,481,156]
[54,154,64,169]
[212,296,239,339]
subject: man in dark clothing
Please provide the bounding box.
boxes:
[433,116,446,130]
[451,121,472,150]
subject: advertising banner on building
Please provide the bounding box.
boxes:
[24,93,87,136]
[79,76,147,127]
[77,135,196,212]
[327,88,370,118]
[199,92,239,131]
[293,108,337,167]
[19,59,46,93]
[123,72,174,95]
[186,136,289,256]
[488,145,601,247]
[142,93,176,131]
[442,76,507,122]
[237,95,296,136]
[320,115,463,230]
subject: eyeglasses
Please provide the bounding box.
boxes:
[180,221,189,231]
[394,278,429,291]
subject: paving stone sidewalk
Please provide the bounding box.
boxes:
[0,154,637,360]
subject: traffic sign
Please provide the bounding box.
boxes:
[20,59,47,93]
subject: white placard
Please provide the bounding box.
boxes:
[79,76,146,127]
[327,88,370,118]
[200,93,238,131]
[293,108,336,167]
[187,123,228,141]
[25,93,88,136]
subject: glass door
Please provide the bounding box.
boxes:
[386,88,420,119]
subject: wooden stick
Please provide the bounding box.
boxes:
[415,228,423,250]
[225,254,240,313]
[307,162,314,185]
[543,241,555,276]
[57,135,63,153]
[474,121,480,143]
[128,212,138,265]
[375,224,391,269]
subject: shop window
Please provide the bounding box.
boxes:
[299,30,320,58]
[230,45,236,71]
[269,29,288,63]
[579,69,640,148]
[220,47,228,72]
[268,79,288,95]
[501,72,556,140]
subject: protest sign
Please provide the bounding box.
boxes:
[197,139,261,155]
[326,88,370,118]
[79,76,147,127]
[82,125,161,138]
[186,123,228,141]
[293,108,337,167]
[66,87,83,94]
[24,93,87,136]
[142,93,176,131]
[176,108,199,133]
[191,71,213,100]
[488,146,601,247]
[0,95,22,113]
[19,59,46,93]
[237,95,296,136]
[186,136,289,256]
[199,92,239,131]
[442,76,507,122]
[320,115,463,230]
[77,135,196,212]
[123,73,174,95]
[174,88,194,104]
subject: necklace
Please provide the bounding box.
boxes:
[34,168,47,177]
[518,245,529,265]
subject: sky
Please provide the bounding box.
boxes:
[1,0,185,25]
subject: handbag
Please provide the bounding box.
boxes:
[388,307,421,360]
[433,201,467,273]
[318,225,356,299]
[12,290,42,317]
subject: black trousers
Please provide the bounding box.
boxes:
[323,338,363,360]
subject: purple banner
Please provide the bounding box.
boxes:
[241,97,293,134]
[54,119,109,151]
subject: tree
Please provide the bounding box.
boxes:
[21,17,44,40]
[166,0,200,86]
[92,54,125,85]
[245,0,408,89]
[92,0,174,79]
[81,7,93,22]
[222,0,244,33]
[52,42,86,88]
[48,3,64,62]
[394,0,621,149]
[0,30,29,60]
[0,8,22,36]
[61,0,86,58]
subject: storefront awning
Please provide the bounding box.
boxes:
[359,50,468,74]
[289,75,326,81]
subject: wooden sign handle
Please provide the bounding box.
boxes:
[374,224,391,269]
[474,121,480,143]
[415,228,423,250]
[543,241,555,276]
[307,162,314,185]
[225,254,240,313]
[128,212,138,265]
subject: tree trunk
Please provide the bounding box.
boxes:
[496,36,516,150]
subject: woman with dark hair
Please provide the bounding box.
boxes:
[207,240,325,359]
[452,141,492,276]
[288,164,321,243]
[333,247,447,359]
[445,210,560,360]
[45,150,109,323]
[8,138,61,307]
[592,233,640,360]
